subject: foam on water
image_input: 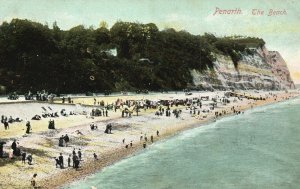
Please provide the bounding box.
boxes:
[64,97,300,189]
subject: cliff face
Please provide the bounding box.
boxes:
[191,46,295,90]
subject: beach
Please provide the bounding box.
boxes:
[0,90,299,189]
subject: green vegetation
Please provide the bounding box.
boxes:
[0,19,265,93]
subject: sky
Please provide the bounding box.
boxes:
[1,0,300,83]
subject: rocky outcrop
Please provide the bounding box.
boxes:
[191,46,295,90]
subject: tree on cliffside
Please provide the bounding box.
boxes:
[0,19,266,93]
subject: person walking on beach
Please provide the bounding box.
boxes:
[151,135,154,143]
[122,138,125,144]
[30,173,37,189]
[143,142,147,148]
[130,141,133,147]
[156,130,159,137]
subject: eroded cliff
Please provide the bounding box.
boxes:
[191,46,295,90]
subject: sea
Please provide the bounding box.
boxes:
[64,96,300,189]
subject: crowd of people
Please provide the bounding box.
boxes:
[0,90,296,189]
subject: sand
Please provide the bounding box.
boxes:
[0,90,299,189]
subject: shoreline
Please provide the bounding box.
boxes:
[40,92,300,189]
[0,90,299,189]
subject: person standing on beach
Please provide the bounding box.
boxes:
[30,173,37,189]
[130,141,132,147]
[59,153,64,169]
[68,154,71,167]
[151,135,154,143]
[21,152,26,164]
[26,121,31,134]
[55,157,60,168]
[156,130,159,137]
[27,154,33,165]
[74,155,80,170]
[11,140,17,152]
[64,134,70,147]
[122,138,125,144]
[93,153,98,160]
[58,135,64,147]
[4,120,9,130]
[78,149,82,161]
[72,153,76,168]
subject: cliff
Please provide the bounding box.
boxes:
[191,46,295,90]
[0,19,295,93]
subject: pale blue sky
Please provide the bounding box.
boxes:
[1,0,300,82]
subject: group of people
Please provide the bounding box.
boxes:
[58,134,69,147]
[123,130,160,149]
[36,90,50,101]
[32,109,78,121]
[93,98,105,106]
[1,115,23,130]
[55,148,82,170]
[10,140,33,165]
[155,106,173,117]
[1,115,22,124]
[90,123,98,130]
[48,119,55,129]
[104,123,112,134]
[91,108,108,117]
[121,109,132,118]
[61,96,72,104]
